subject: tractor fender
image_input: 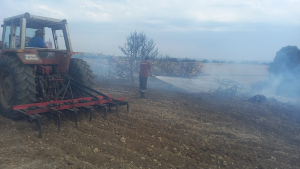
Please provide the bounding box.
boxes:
[0,49,43,64]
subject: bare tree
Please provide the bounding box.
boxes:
[153,55,202,77]
[180,59,203,78]
[211,77,248,96]
[119,31,158,82]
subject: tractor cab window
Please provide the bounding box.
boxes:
[14,27,20,48]
[2,26,10,49]
[25,28,38,47]
[52,29,66,50]
[25,27,66,50]
[25,27,67,50]
[2,25,20,49]
[25,27,53,48]
[44,27,54,49]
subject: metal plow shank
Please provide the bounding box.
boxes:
[13,77,129,138]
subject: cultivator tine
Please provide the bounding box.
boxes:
[24,114,43,138]
[74,113,78,128]
[80,106,94,121]
[56,114,61,132]
[126,102,130,113]
[115,104,119,117]
[66,108,79,128]
[103,106,107,119]
[89,108,93,121]
[49,108,62,132]
[107,102,119,117]
[94,104,107,119]
[34,116,42,138]
[110,100,129,114]
[83,110,88,118]
[18,110,43,138]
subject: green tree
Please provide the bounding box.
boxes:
[269,46,300,76]
[267,46,300,96]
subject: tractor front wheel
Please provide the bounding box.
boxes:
[0,55,37,120]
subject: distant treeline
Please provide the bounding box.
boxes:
[203,59,269,65]
[73,54,198,62]
[73,54,269,65]
[73,54,115,59]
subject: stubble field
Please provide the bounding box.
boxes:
[0,80,299,169]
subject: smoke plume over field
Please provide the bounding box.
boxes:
[75,49,300,104]
[251,46,300,103]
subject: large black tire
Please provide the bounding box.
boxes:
[69,58,94,88]
[0,55,37,120]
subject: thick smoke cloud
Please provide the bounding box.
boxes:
[251,46,300,101]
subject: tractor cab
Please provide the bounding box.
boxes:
[1,13,74,74]
[1,12,72,51]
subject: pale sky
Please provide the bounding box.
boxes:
[1,0,300,61]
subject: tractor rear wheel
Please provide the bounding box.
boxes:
[0,55,37,120]
[69,58,94,88]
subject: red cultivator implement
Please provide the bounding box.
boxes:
[0,13,129,138]
[13,77,129,138]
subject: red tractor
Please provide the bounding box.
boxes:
[0,13,128,137]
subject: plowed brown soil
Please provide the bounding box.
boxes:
[0,80,300,169]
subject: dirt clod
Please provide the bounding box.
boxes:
[93,148,99,153]
[210,154,216,158]
[120,137,126,143]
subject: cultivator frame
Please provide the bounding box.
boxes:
[13,77,129,138]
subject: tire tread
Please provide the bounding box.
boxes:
[0,55,37,120]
